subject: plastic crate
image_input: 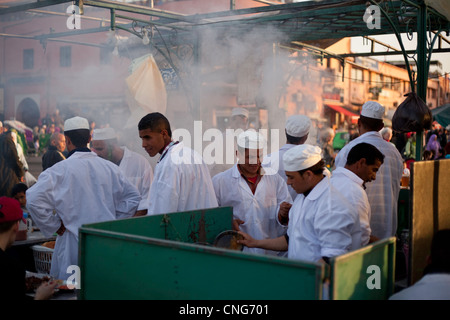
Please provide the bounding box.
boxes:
[31,245,53,274]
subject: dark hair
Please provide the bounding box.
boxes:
[11,183,28,197]
[0,134,24,197]
[285,131,307,145]
[138,112,172,138]
[298,159,325,176]
[0,220,18,234]
[424,229,450,274]
[346,143,385,166]
[64,129,91,148]
[359,115,384,132]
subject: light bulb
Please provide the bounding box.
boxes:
[142,29,150,45]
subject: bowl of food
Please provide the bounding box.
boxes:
[213,230,244,251]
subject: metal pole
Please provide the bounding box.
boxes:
[415,2,427,161]
[110,8,115,31]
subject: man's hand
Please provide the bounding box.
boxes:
[133,210,147,217]
[56,222,66,236]
[237,231,258,248]
[278,202,292,225]
[232,218,245,231]
[34,281,58,300]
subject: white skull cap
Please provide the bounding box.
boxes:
[283,144,322,171]
[92,127,116,140]
[360,101,385,119]
[231,107,249,118]
[237,130,266,150]
[285,115,311,138]
[64,116,90,132]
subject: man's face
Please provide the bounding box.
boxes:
[13,192,26,208]
[231,115,248,130]
[91,140,109,159]
[238,148,262,175]
[54,134,66,153]
[285,171,309,194]
[358,159,382,183]
[139,128,167,157]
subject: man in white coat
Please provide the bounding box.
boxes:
[138,112,218,215]
[27,116,141,280]
[212,130,292,256]
[335,101,403,240]
[330,142,385,247]
[91,127,153,216]
[263,114,311,202]
[239,144,361,263]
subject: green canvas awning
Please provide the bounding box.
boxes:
[432,103,450,128]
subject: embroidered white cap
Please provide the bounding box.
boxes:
[360,101,385,119]
[64,116,90,132]
[285,115,311,138]
[231,107,249,118]
[283,144,322,171]
[92,127,117,141]
[237,130,266,150]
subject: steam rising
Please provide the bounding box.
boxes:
[1,2,320,167]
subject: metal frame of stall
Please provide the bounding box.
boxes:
[1,0,449,130]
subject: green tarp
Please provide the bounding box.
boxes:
[432,104,450,128]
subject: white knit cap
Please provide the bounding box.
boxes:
[92,127,116,141]
[283,144,322,171]
[64,116,90,132]
[360,101,385,119]
[237,130,266,150]
[285,115,311,138]
[231,107,249,118]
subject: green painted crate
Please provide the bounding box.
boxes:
[78,207,325,300]
[329,237,396,300]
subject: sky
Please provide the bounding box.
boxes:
[351,33,450,75]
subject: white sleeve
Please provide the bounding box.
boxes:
[26,171,62,237]
[114,172,141,219]
[315,194,354,258]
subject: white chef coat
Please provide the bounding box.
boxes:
[119,146,153,211]
[26,151,141,280]
[335,131,403,239]
[287,176,359,262]
[212,164,292,256]
[389,273,450,300]
[330,167,370,247]
[263,144,298,201]
[147,142,218,215]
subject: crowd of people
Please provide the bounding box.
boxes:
[1,101,449,300]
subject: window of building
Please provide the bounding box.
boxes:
[392,78,401,91]
[383,76,392,89]
[60,46,72,67]
[370,72,382,86]
[23,49,34,70]
[351,68,364,83]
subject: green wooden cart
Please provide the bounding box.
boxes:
[78,207,395,300]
